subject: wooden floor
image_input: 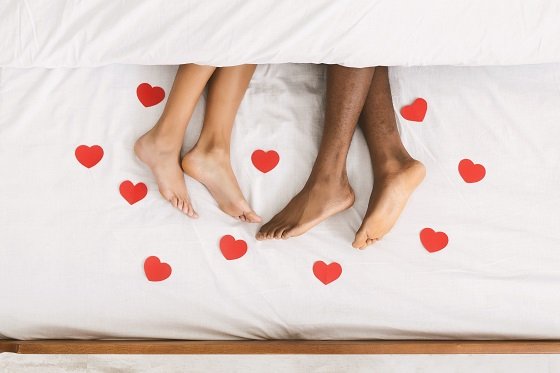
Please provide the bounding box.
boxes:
[3,340,560,354]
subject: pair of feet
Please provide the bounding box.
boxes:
[134,128,261,222]
[135,129,426,249]
[255,159,425,249]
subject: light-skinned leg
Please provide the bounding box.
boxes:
[182,65,261,222]
[135,64,216,217]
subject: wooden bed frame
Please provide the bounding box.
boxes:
[3,340,560,354]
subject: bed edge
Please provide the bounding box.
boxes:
[3,340,560,354]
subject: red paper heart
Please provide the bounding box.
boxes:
[420,228,449,253]
[313,261,342,285]
[119,180,148,205]
[458,159,486,183]
[137,83,165,107]
[144,256,172,282]
[400,98,428,122]
[251,150,280,173]
[75,145,104,168]
[219,235,248,260]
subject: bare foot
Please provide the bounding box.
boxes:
[134,129,197,217]
[352,159,426,249]
[181,147,261,222]
[256,177,355,240]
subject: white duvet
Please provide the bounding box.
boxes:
[2,0,560,67]
[1,63,560,339]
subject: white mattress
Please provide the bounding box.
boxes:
[1,63,560,340]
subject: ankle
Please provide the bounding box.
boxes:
[189,143,230,159]
[137,128,180,154]
[197,139,230,154]
[373,156,421,177]
[307,171,351,190]
[152,114,188,141]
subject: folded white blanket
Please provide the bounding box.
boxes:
[2,0,560,67]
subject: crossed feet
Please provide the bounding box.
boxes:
[134,128,261,222]
[256,159,425,249]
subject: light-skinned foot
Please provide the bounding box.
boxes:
[256,176,355,240]
[352,159,425,249]
[134,127,198,217]
[181,146,261,223]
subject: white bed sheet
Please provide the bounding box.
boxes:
[2,0,560,68]
[1,63,560,340]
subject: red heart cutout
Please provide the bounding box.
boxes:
[458,159,486,183]
[420,228,449,253]
[75,145,104,168]
[137,83,165,107]
[400,98,428,122]
[313,261,342,285]
[119,180,148,205]
[144,256,172,282]
[251,150,280,173]
[219,235,248,260]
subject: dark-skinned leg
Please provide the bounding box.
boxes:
[352,66,425,249]
[257,65,375,240]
